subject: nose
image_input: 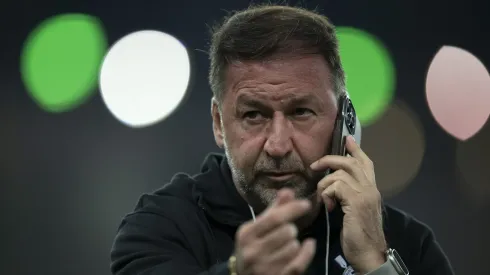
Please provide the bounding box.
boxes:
[263,112,293,159]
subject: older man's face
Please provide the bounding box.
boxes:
[212,54,338,211]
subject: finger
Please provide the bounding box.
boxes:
[317,170,357,212]
[259,223,298,252]
[281,239,316,275]
[321,180,357,208]
[324,196,336,212]
[318,169,360,192]
[316,173,337,212]
[238,190,301,242]
[251,199,311,237]
[345,135,364,160]
[268,239,301,265]
[274,188,296,206]
[311,155,366,184]
[345,135,375,178]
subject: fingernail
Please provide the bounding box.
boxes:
[310,161,318,169]
[350,135,355,142]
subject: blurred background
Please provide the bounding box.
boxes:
[1,0,489,274]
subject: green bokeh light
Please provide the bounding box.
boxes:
[337,27,396,126]
[21,14,107,113]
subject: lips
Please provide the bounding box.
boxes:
[261,172,296,181]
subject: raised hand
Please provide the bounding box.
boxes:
[312,135,387,274]
[233,189,316,275]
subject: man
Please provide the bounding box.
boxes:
[110,4,454,275]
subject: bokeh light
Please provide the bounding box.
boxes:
[99,30,191,128]
[426,46,490,141]
[21,14,107,112]
[336,27,396,126]
[456,121,490,206]
[361,101,425,198]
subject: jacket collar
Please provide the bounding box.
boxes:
[194,153,253,227]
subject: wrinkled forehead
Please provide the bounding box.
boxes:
[234,92,328,111]
[223,54,337,106]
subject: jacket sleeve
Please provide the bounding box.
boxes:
[412,228,454,275]
[110,211,229,275]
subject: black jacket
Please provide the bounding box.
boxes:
[110,153,454,275]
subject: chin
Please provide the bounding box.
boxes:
[260,185,316,203]
[258,188,279,206]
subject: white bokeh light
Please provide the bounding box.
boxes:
[99,30,191,128]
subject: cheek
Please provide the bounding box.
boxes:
[224,124,265,167]
[298,139,328,164]
[294,123,334,163]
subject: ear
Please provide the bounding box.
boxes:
[211,98,224,148]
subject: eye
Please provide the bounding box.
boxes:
[243,111,263,120]
[294,108,314,117]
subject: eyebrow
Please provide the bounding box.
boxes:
[236,93,322,109]
[236,94,269,110]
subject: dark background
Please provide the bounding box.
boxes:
[1,0,489,274]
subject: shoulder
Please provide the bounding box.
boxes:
[112,172,207,241]
[110,173,213,274]
[382,204,454,274]
[128,172,202,223]
[383,204,434,241]
[112,172,207,251]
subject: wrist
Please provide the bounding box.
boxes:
[356,250,387,274]
[363,249,410,275]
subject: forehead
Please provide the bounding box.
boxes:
[223,54,335,105]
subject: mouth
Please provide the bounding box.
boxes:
[261,172,296,181]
